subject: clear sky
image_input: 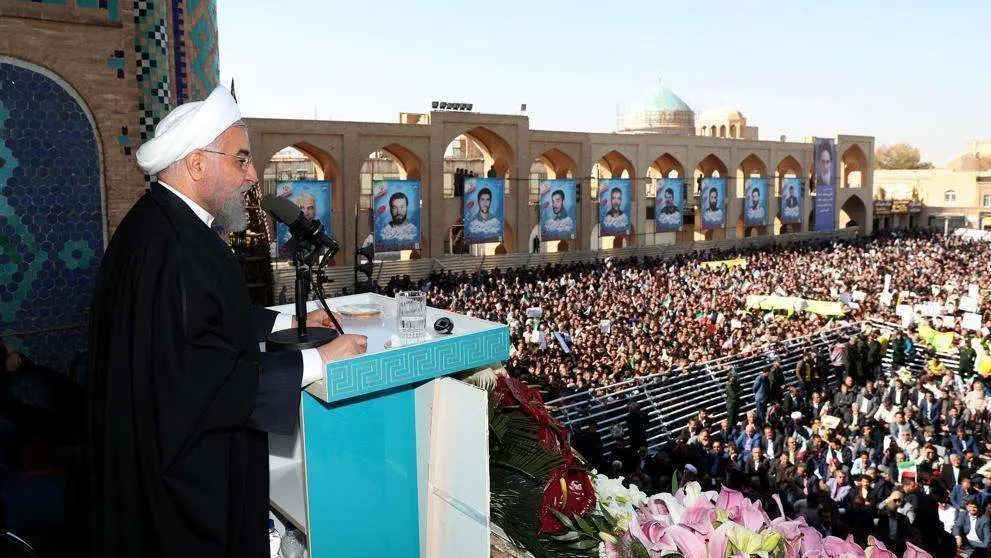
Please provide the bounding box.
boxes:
[218,0,989,166]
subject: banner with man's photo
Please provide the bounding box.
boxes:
[653,178,684,232]
[814,137,836,232]
[275,180,332,259]
[743,177,769,227]
[373,179,421,252]
[779,177,804,224]
[598,178,632,237]
[700,177,726,230]
[539,179,577,241]
[462,177,504,244]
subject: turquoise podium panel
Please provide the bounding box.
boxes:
[268,294,507,557]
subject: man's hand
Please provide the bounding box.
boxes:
[317,334,368,364]
[291,309,334,330]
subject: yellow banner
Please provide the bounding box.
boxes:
[804,300,846,317]
[745,295,846,317]
[700,258,747,270]
[918,325,956,353]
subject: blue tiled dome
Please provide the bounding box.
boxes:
[619,81,695,135]
[631,83,692,113]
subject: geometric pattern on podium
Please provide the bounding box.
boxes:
[326,327,510,403]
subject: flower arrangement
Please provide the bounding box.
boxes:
[476,371,935,558]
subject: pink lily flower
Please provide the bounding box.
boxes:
[902,541,934,558]
[820,535,866,558]
[715,486,769,531]
[865,537,897,558]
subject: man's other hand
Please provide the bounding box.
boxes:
[317,334,368,364]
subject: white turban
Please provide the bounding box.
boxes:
[136,86,242,175]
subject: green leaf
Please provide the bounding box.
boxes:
[671,472,680,494]
[574,515,596,537]
[599,504,618,526]
[568,539,601,550]
[550,531,581,542]
[550,508,576,531]
[591,514,613,533]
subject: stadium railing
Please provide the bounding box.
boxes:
[546,318,954,455]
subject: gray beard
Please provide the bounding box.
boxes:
[213,188,249,233]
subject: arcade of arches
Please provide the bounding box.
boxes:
[246,112,874,266]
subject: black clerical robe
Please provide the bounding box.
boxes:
[85,183,304,557]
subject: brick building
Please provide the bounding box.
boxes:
[0,0,220,370]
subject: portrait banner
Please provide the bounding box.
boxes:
[814,138,837,232]
[462,177,505,244]
[539,179,577,241]
[373,179,421,251]
[700,177,727,230]
[654,178,684,232]
[275,180,332,259]
[743,177,769,227]
[779,177,804,224]
[598,179,632,237]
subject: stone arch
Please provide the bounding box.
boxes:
[360,144,427,259]
[0,57,105,371]
[446,126,514,178]
[646,152,685,197]
[775,155,803,195]
[719,125,727,137]
[840,194,867,232]
[737,153,768,197]
[536,147,579,179]
[591,150,636,247]
[841,144,868,188]
[531,148,578,205]
[730,124,737,138]
[263,142,344,263]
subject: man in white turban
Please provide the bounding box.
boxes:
[86,87,366,557]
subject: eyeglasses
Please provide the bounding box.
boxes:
[199,149,253,171]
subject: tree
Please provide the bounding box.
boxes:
[875,143,933,170]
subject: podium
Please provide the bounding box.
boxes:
[267,294,509,557]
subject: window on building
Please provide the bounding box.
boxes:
[944,190,957,203]
[983,194,991,207]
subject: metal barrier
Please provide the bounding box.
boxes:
[547,323,863,454]
[549,318,964,455]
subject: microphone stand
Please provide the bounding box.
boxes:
[266,238,340,352]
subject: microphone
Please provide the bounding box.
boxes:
[261,194,339,252]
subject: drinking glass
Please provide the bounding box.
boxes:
[396,291,427,343]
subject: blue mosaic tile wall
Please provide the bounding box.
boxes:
[0,62,103,373]
[134,0,173,142]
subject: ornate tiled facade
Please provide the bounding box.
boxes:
[1,0,220,371]
[0,61,104,371]
[182,0,219,102]
[133,0,173,142]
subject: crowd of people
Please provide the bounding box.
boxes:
[385,230,991,402]
[383,229,991,557]
[569,335,991,557]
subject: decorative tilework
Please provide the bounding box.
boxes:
[170,0,188,105]
[132,0,171,142]
[0,61,103,372]
[106,49,126,79]
[323,327,510,403]
[182,0,219,102]
[116,125,132,155]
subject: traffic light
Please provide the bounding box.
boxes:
[354,244,375,293]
